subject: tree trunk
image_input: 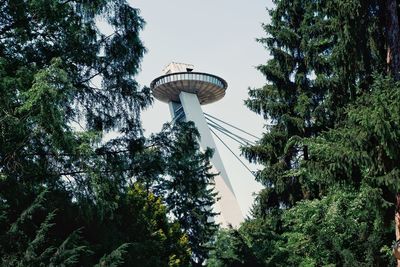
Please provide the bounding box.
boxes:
[384,0,400,265]
[396,194,400,266]
[386,0,400,81]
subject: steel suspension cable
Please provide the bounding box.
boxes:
[205,117,256,145]
[204,112,260,140]
[209,128,256,178]
[208,123,248,146]
[207,120,253,146]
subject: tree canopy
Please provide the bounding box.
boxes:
[210,0,400,266]
[4,0,400,266]
[0,0,218,266]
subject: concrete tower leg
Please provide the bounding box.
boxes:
[178,91,243,227]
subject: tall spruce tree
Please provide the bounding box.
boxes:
[211,0,400,266]
[243,0,385,216]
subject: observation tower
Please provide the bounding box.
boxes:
[151,62,243,227]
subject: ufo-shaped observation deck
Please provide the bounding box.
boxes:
[150,72,227,105]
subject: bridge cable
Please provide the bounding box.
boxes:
[207,121,253,146]
[205,116,256,145]
[204,112,260,140]
[209,128,256,178]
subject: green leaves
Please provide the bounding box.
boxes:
[282,185,389,266]
[49,228,88,266]
[18,58,74,149]
[0,0,195,266]
[1,190,89,267]
[232,0,399,266]
[94,243,130,267]
[19,58,72,113]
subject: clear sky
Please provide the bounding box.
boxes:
[129,0,273,217]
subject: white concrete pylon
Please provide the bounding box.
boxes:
[178,92,243,228]
[151,63,244,228]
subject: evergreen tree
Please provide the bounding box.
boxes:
[208,228,264,267]
[0,0,192,265]
[212,0,400,266]
[155,122,219,267]
[243,0,385,216]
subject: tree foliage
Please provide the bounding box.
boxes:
[155,122,219,267]
[0,0,219,266]
[210,0,400,266]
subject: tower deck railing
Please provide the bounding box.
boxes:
[150,72,227,89]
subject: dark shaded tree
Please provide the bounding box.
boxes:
[208,228,264,267]
[211,0,400,266]
[155,122,219,267]
[0,0,192,266]
[244,0,385,216]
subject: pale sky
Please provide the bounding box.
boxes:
[130,0,273,217]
